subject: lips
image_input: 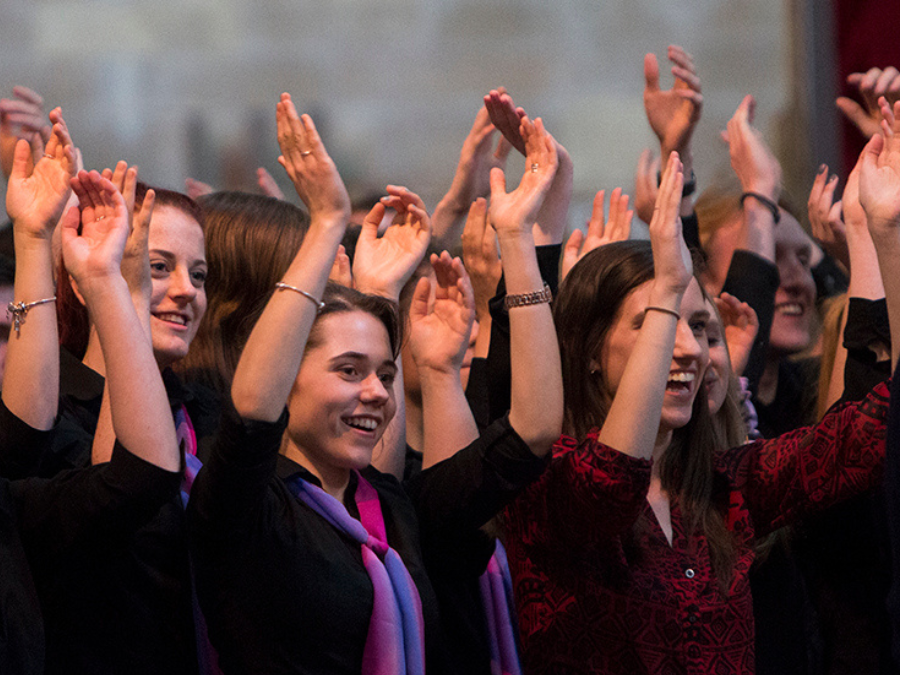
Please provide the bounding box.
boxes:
[343,415,380,432]
[153,312,189,327]
[775,302,804,316]
[666,370,696,394]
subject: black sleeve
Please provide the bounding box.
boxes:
[486,244,561,424]
[682,211,701,252]
[464,357,490,431]
[186,402,287,545]
[0,398,53,479]
[12,442,181,560]
[405,415,548,538]
[883,361,900,656]
[721,250,780,394]
[812,253,849,301]
[839,298,892,404]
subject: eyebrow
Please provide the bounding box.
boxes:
[330,352,398,372]
[149,249,208,267]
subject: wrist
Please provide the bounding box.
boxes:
[647,283,685,312]
[354,282,401,302]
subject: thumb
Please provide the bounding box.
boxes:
[836,97,874,134]
[409,276,432,322]
[489,166,507,201]
[644,53,660,92]
[10,138,33,181]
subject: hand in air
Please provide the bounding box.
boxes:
[1,86,51,180]
[6,107,76,241]
[408,251,476,375]
[562,187,632,280]
[62,171,130,288]
[460,197,501,323]
[807,165,849,269]
[837,67,900,139]
[276,93,350,224]
[648,152,690,295]
[859,98,900,234]
[643,45,703,156]
[723,95,782,200]
[352,186,431,299]
[714,292,759,377]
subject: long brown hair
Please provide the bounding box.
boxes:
[175,191,309,391]
[554,240,737,590]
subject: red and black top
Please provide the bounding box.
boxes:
[503,382,890,675]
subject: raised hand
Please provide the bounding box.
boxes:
[328,244,352,287]
[807,165,849,269]
[562,187,633,280]
[714,292,759,377]
[184,177,214,200]
[859,98,900,233]
[724,95,782,201]
[634,148,660,225]
[487,115,558,237]
[460,197,501,323]
[643,45,703,159]
[276,92,350,224]
[648,152,690,296]
[1,86,51,180]
[63,171,130,287]
[484,89,572,244]
[408,252,476,374]
[837,67,900,139]
[6,107,76,241]
[352,185,431,299]
[257,167,285,200]
[432,105,512,243]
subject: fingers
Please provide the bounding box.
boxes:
[409,276,433,321]
[587,189,607,237]
[10,138,33,181]
[484,89,526,155]
[361,201,386,239]
[836,96,876,135]
[489,166,508,202]
[257,167,285,200]
[383,185,426,212]
[643,53,661,92]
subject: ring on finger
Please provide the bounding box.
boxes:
[300,150,312,157]
[530,163,540,173]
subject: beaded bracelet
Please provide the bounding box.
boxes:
[7,296,57,335]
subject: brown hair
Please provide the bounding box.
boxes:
[816,292,847,420]
[58,183,203,359]
[175,191,309,391]
[308,282,402,361]
[554,240,736,589]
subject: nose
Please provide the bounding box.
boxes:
[673,319,706,364]
[169,267,199,303]
[360,372,391,405]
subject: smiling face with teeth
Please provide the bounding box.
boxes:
[769,212,816,356]
[599,277,710,432]
[283,310,398,492]
[148,205,208,368]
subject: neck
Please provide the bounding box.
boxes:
[757,357,780,406]
[281,435,351,502]
[81,329,106,377]
[652,427,673,470]
[404,392,424,453]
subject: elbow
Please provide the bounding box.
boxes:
[230,386,282,424]
[511,409,563,458]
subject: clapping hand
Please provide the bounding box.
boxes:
[807,165,849,269]
[408,252,475,375]
[714,292,759,377]
[562,187,632,280]
[837,67,900,139]
[643,45,703,159]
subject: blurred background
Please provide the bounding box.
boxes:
[1,0,897,232]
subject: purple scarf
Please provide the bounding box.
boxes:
[288,471,426,675]
[479,540,523,675]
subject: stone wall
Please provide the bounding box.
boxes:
[1,0,800,233]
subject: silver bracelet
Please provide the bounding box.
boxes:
[504,282,553,310]
[7,296,57,335]
[274,282,325,310]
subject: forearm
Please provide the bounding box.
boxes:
[431,197,468,249]
[498,231,562,455]
[870,230,900,369]
[419,368,479,469]
[532,153,572,246]
[85,277,179,472]
[90,384,116,465]
[737,200,777,263]
[598,288,681,459]
[2,237,58,429]
[370,358,408,479]
[231,217,345,420]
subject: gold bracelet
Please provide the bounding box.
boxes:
[274,282,325,310]
[504,282,553,310]
[644,305,680,321]
[7,296,57,335]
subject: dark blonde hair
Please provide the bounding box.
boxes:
[176,192,309,391]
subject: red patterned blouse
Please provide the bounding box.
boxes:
[503,382,890,675]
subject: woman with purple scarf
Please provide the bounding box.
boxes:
[186,93,563,674]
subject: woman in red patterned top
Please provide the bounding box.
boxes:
[502,138,900,674]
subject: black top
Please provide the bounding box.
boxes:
[187,404,547,675]
[887,360,900,669]
[0,349,218,675]
[0,398,181,675]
